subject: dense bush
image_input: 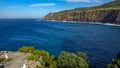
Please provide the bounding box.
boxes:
[0,57,5,63]
[18,46,89,68]
[29,50,57,68]
[18,46,57,68]
[28,53,40,61]
[18,46,35,53]
[40,55,57,68]
[57,51,89,68]
[108,52,120,68]
[28,50,50,61]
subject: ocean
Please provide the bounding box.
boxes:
[0,19,120,68]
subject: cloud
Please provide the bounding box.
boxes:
[62,0,101,2]
[29,3,56,7]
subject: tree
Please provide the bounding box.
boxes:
[18,46,89,68]
[57,51,89,68]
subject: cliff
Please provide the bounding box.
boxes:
[44,0,120,24]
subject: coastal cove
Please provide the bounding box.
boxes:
[0,19,120,68]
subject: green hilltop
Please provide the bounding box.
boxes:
[47,0,120,14]
[74,0,119,10]
[100,0,120,8]
[69,0,120,11]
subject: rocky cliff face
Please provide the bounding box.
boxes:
[44,8,120,24]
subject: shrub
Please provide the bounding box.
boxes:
[28,53,40,61]
[41,55,57,68]
[28,50,50,61]
[0,57,5,63]
[18,46,89,68]
[57,51,89,68]
[36,50,49,58]
[18,46,35,53]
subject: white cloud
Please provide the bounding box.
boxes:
[29,3,56,7]
[63,0,101,2]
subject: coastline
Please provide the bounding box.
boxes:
[42,19,120,27]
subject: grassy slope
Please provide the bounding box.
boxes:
[47,0,120,15]
[100,0,120,8]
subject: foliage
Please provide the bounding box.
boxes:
[0,57,5,63]
[101,0,120,8]
[18,46,35,53]
[57,51,89,68]
[28,53,40,61]
[108,52,120,68]
[31,50,57,68]
[28,50,50,61]
[18,46,57,68]
[40,55,57,68]
[18,46,89,68]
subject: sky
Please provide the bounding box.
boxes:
[0,0,113,18]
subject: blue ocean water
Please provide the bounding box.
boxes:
[0,19,120,68]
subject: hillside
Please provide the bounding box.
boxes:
[100,0,120,8]
[44,0,120,24]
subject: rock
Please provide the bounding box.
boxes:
[0,51,40,68]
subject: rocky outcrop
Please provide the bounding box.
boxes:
[0,51,40,68]
[44,8,120,24]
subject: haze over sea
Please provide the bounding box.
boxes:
[0,19,120,68]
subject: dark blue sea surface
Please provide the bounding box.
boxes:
[0,19,120,68]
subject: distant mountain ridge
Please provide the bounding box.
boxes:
[44,0,120,24]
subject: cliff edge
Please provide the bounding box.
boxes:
[44,0,120,24]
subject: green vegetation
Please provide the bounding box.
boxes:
[18,46,35,53]
[108,53,120,68]
[28,50,49,61]
[101,0,120,8]
[18,46,89,68]
[0,57,5,63]
[57,51,89,68]
[45,0,120,15]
